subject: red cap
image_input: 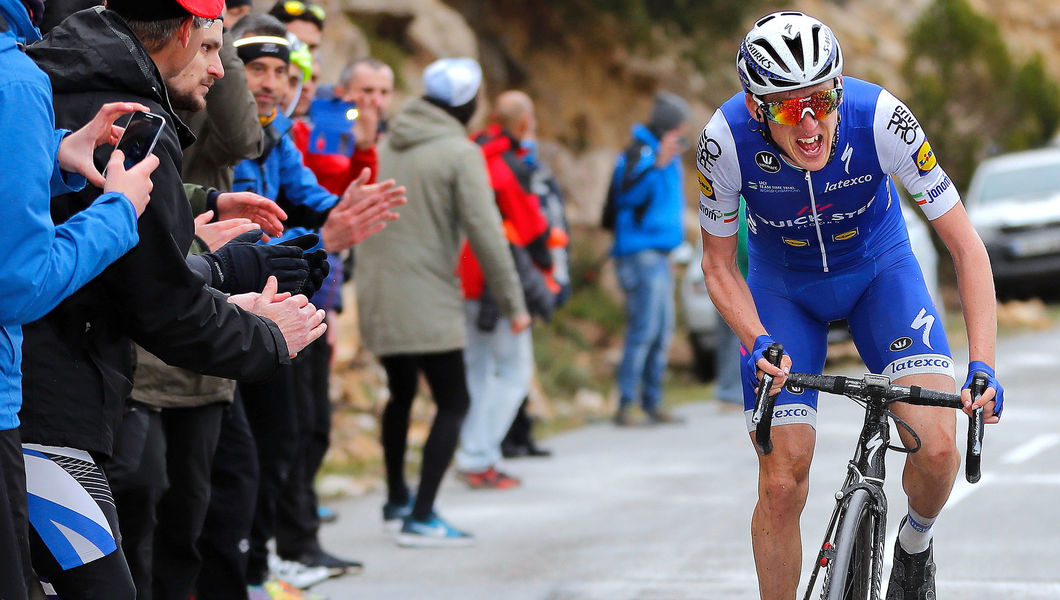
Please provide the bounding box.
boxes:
[175,0,224,18]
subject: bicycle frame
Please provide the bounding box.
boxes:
[801,375,895,600]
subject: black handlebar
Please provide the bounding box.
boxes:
[966,373,988,483]
[751,343,784,455]
[751,360,989,483]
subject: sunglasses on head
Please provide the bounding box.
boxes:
[753,87,843,127]
[282,0,326,22]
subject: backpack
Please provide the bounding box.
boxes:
[600,140,651,231]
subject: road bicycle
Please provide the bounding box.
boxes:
[751,343,988,600]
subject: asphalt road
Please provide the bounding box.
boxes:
[314,326,1060,599]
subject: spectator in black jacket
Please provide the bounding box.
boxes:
[19,1,327,596]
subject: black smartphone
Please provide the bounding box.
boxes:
[110,111,166,172]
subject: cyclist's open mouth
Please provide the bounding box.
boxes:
[796,134,824,156]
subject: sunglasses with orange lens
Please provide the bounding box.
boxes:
[754,87,843,127]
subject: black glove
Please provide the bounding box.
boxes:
[475,286,501,332]
[299,248,331,297]
[205,230,315,295]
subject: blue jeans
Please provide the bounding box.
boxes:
[456,301,534,472]
[615,250,674,411]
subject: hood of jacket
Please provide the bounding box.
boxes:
[387,96,468,152]
[0,0,41,44]
[28,6,194,146]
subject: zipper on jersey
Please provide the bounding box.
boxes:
[804,170,829,272]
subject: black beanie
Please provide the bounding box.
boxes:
[227,0,253,7]
[648,91,690,138]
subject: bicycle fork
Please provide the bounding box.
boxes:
[803,403,893,600]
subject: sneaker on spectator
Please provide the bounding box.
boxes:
[646,408,685,424]
[396,512,474,548]
[317,505,338,524]
[613,406,635,426]
[297,548,364,577]
[268,555,330,589]
[457,466,520,490]
[263,579,329,600]
[382,495,415,532]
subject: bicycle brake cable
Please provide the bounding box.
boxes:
[884,409,921,453]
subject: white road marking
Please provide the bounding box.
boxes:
[1001,433,1060,464]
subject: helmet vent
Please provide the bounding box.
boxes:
[754,40,787,74]
[784,35,805,72]
[811,25,821,66]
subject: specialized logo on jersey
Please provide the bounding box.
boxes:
[755,151,781,174]
[889,336,913,352]
[701,205,738,224]
[910,307,935,350]
[698,171,716,199]
[822,174,873,194]
[783,237,809,247]
[697,134,722,174]
[887,104,921,144]
[912,140,937,176]
[841,143,853,174]
[832,228,859,242]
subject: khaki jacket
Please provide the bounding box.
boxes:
[357,98,525,356]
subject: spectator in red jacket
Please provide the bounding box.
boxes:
[455,91,556,489]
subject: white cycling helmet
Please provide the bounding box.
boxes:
[737,11,843,97]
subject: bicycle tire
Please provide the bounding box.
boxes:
[821,489,877,600]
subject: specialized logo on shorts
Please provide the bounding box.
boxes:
[889,336,913,352]
[785,383,805,395]
[697,134,722,174]
[887,104,921,144]
[912,140,937,176]
[783,237,809,247]
[832,229,859,242]
[755,151,781,174]
[882,353,953,379]
[910,307,935,350]
[698,171,716,199]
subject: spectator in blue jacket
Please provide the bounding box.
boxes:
[0,0,158,594]
[610,91,690,426]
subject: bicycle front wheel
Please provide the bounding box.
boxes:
[821,488,879,600]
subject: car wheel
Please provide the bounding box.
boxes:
[689,333,716,382]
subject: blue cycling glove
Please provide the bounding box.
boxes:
[963,360,1004,419]
[745,334,778,389]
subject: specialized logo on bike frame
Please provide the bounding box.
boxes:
[698,171,716,199]
[755,151,781,173]
[785,383,805,395]
[697,134,722,174]
[912,140,937,176]
[889,336,913,352]
[887,104,921,144]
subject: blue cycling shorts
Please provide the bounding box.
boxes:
[741,242,954,431]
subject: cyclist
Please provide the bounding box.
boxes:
[697,11,1004,600]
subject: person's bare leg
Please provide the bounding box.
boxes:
[891,373,960,520]
[750,423,816,600]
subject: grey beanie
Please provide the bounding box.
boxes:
[648,91,690,138]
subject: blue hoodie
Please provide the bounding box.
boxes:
[610,123,685,257]
[0,0,139,430]
[233,111,336,247]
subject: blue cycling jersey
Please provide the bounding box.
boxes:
[697,77,958,271]
[696,77,960,430]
